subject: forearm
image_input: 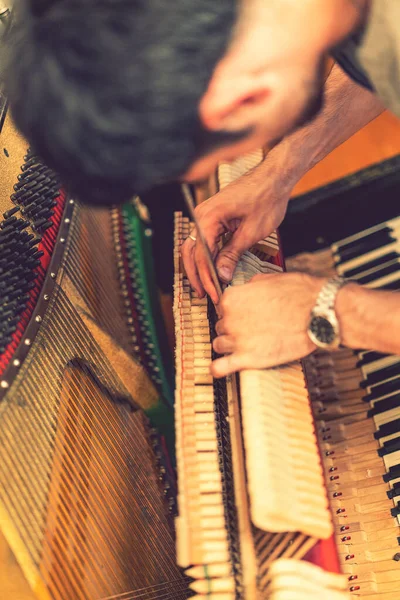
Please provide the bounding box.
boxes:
[274,62,384,179]
[337,284,400,354]
[242,62,385,195]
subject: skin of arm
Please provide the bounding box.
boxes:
[182,62,385,304]
[337,283,400,355]
[269,61,383,186]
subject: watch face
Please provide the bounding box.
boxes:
[309,316,336,345]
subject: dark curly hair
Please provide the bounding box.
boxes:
[5,0,241,204]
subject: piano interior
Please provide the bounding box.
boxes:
[0,33,400,600]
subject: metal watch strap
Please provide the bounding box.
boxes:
[314,276,349,312]
[308,276,350,349]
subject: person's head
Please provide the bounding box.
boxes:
[188,0,370,181]
[5,0,368,204]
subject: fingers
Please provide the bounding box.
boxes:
[212,334,234,355]
[181,236,205,298]
[215,319,227,336]
[181,188,260,301]
[181,203,222,302]
[211,353,244,378]
[194,240,220,305]
[215,225,254,283]
[195,224,256,302]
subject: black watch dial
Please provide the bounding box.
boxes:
[309,316,336,345]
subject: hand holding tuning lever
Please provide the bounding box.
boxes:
[181,169,291,304]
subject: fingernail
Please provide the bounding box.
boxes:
[218,266,232,282]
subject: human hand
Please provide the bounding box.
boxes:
[211,272,327,377]
[181,171,292,304]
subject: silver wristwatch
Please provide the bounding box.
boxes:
[307,277,349,349]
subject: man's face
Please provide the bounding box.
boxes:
[185,59,326,182]
[184,0,363,182]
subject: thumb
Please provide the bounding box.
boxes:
[216,228,253,282]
